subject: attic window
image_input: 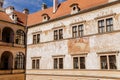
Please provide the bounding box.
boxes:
[42,13,50,22]
[70,3,80,14]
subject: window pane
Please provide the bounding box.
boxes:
[80,57,85,69]
[78,24,83,37]
[98,20,105,33]
[54,30,58,40]
[73,57,79,69]
[109,55,117,69]
[100,56,108,69]
[33,35,36,44]
[54,58,58,69]
[36,59,39,69]
[59,29,63,39]
[59,58,63,69]
[37,34,40,43]
[32,60,35,69]
[106,18,113,32]
[72,26,77,38]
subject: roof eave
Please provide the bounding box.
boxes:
[28,0,120,28]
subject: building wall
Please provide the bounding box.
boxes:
[0,21,25,80]
[26,2,120,80]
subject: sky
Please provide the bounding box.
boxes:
[3,0,65,13]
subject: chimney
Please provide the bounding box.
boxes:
[0,0,4,8]
[53,0,58,13]
[23,8,29,14]
[42,3,47,10]
[5,6,15,15]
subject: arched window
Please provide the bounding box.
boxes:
[15,52,25,69]
[2,27,14,43]
[1,51,13,70]
[16,30,25,45]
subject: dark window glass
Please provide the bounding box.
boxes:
[78,24,83,37]
[33,35,36,44]
[36,59,39,69]
[15,52,25,69]
[59,58,63,69]
[32,60,35,69]
[54,58,58,69]
[16,30,25,45]
[72,26,77,38]
[100,56,108,69]
[106,18,113,32]
[98,20,105,33]
[54,30,58,40]
[59,29,63,39]
[73,57,78,69]
[80,57,85,69]
[109,55,117,69]
[37,34,40,43]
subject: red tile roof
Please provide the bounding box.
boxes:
[0,10,27,26]
[27,0,108,26]
[0,0,109,27]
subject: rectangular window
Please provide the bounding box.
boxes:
[98,20,105,33]
[32,60,35,69]
[98,17,113,33]
[72,26,77,38]
[72,24,84,38]
[53,58,63,69]
[106,18,113,32]
[32,59,40,69]
[59,29,63,39]
[100,55,117,70]
[54,30,58,40]
[78,24,84,37]
[73,56,85,69]
[33,35,36,44]
[54,29,63,40]
[33,34,40,44]
[37,34,40,43]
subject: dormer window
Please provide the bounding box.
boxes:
[42,13,50,22]
[70,3,80,14]
[10,13,18,23]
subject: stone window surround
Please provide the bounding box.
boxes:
[52,55,65,69]
[71,54,87,69]
[71,23,84,38]
[97,51,119,70]
[32,31,41,44]
[31,57,41,69]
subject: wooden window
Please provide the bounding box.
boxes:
[32,58,40,69]
[32,60,35,69]
[37,34,40,43]
[106,18,113,32]
[54,29,63,40]
[72,26,77,38]
[59,29,63,39]
[100,55,117,70]
[33,34,40,44]
[53,58,63,69]
[15,52,25,69]
[98,17,113,33]
[78,24,83,37]
[33,35,36,44]
[73,56,85,69]
[54,30,58,40]
[72,24,84,38]
[98,20,105,33]
[16,30,25,45]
